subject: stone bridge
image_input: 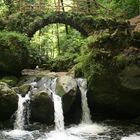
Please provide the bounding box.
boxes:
[2,11,129,37]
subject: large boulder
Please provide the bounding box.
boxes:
[0,31,29,75]
[18,74,81,124]
[75,26,140,119]
[0,82,18,121]
[56,76,78,113]
[0,76,18,87]
[85,46,140,119]
[30,90,54,124]
[55,76,82,124]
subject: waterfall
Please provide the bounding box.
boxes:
[76,78,92,124]
[26,92,31,125]
[53,94,65,131]
[14,93,30,130]
[45,78,65,131]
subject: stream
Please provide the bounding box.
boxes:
[0,76,140,140]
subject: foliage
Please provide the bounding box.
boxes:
[75,48,107,80]
[114,51,140,69]
[30,23,86,70]
[96,0,140,19]
[0,31,29,50]
[86,33,111,48]
[0,0,8,17]
[0,31,29,75]
[0,76,18,87]
[0,0,139,73]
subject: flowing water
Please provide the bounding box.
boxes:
[2,92,32,139]
[45,78,64,131]
[14,93,30,130]
[1,77,140,140]
[76,78,92,124]
[52,94,64,131]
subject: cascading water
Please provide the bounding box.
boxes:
[14,93,30,130]
[52,94,64,131]
[26,92,31,126]
[44,78,65,131]
[76,78,92,124]
[14,81,38,130]
[2,76,109,140]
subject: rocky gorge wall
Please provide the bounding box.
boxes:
[75,17,140,120]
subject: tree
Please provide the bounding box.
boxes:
[60,0,69,35]
[3,0,14,14]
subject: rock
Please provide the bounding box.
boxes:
[119,65,140,90]
[88,46,140,118]
[30,90,54,124]
[56,76,77,97]
[0,120,13,129]
[18,84,31,97]
[129,15,140,32]
[0,82,18,121]
[18,75,81,124]
[79,46,140,119]
[18,76,38,86]
[132,116,140,125]
[1,76,18,87]
[56,76,78,114]
[0,31,29,75]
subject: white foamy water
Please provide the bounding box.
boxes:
[44,78,65,131]
[14,93,30,130]
[37,78,108,140]
[2,77,110,140]
[3,129,34,139]
[53,94,65,131]
[76,78,92,124]
[37,123,108,140]
[51,78,64,131]
[66,123,108,139]
[121,133,140,140]
[45,131,83,140]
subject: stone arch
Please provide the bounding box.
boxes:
[2,11,129,38]
[27,12,89,37]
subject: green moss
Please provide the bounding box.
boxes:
[115,54,126,68]
[0,81,18,121]
[76,48,109,81]
[1,76,18,87]
[56,82,65,97]
[0,31,29,75]
[87,32,111,48]
[114,51,140,70]
[37,91,49,97]
[31,90,54,124]
[19,84,30,95]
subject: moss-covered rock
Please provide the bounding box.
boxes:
[56,76,78,114]
[0,82,18,121]
[119,65,140,90]
[0,31,29,75]
[1,76,18,87]
[18,84,31,96]
[30,91,54,124]
[82,46,140,119]
[75,28,140,119]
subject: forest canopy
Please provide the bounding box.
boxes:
[0,0,139,71]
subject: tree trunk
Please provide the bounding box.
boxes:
[56,24,60,55]
[60,0,69,35]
